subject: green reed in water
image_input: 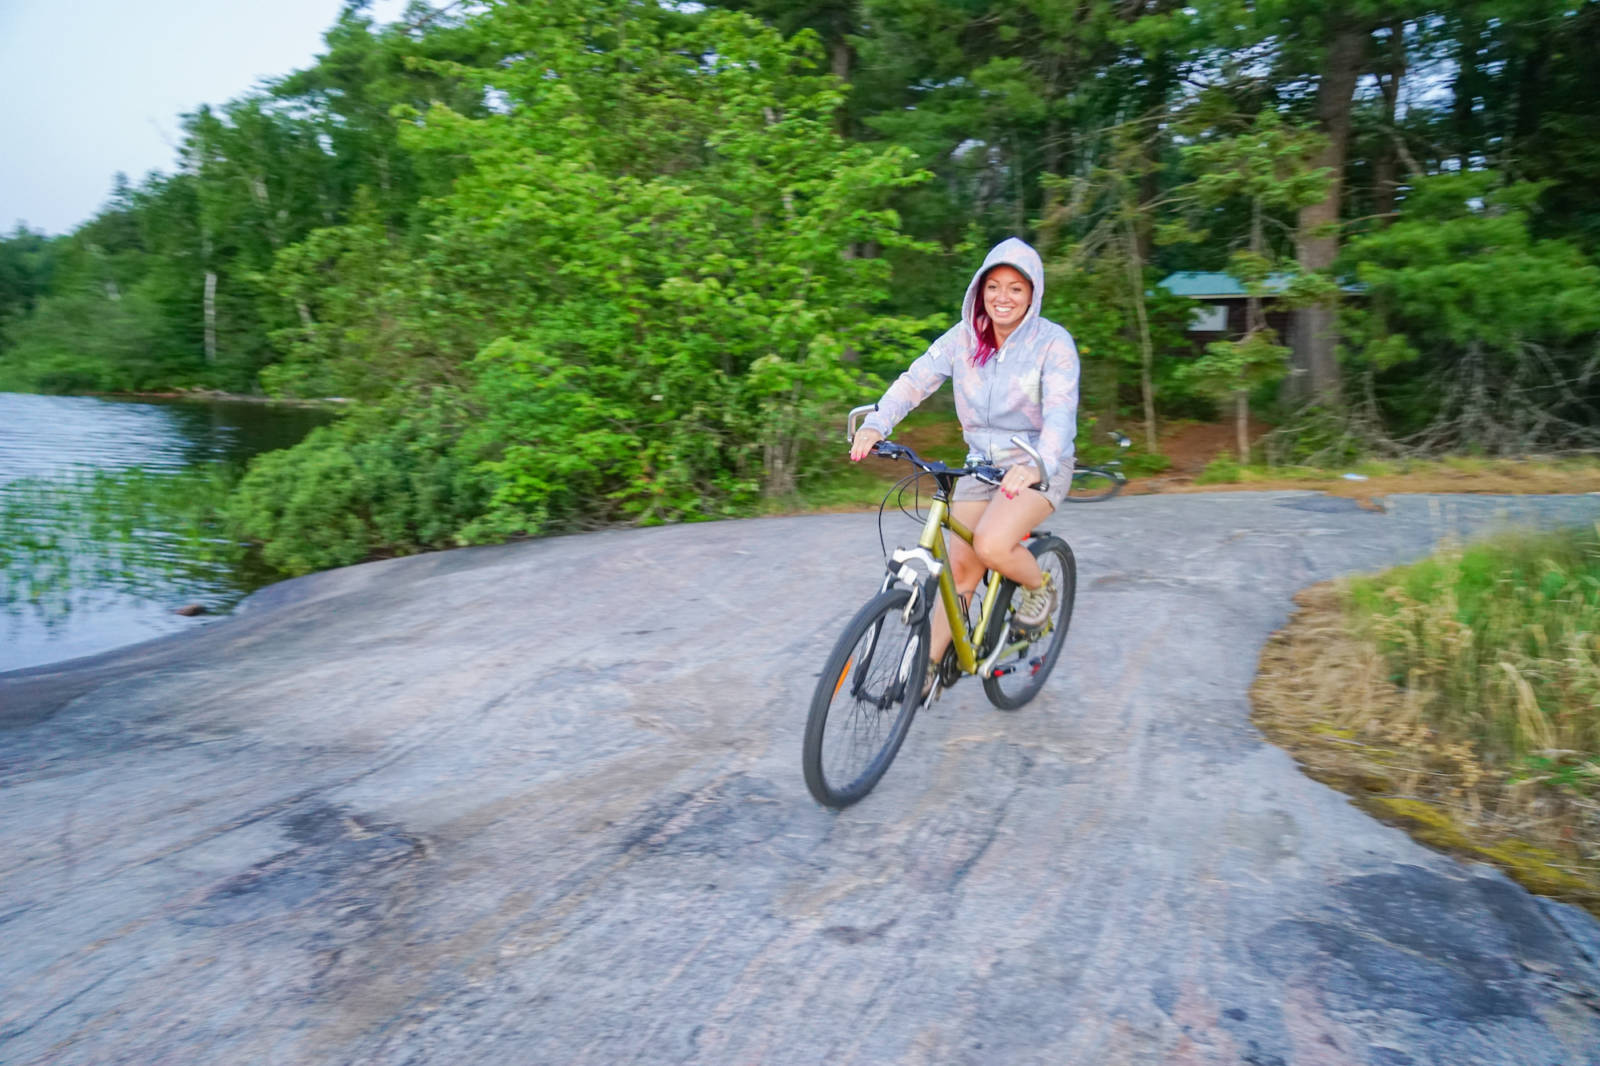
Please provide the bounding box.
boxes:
[0,467,257,627]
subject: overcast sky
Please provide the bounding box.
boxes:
[0,0,409,236]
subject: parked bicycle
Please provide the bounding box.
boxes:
[1065,431,1132,502]
[802,405,1078,808]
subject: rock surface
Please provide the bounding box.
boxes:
[4,492,1600,1065]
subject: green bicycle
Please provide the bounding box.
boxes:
[802,405,1078,808]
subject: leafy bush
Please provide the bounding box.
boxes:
[227,397,489,575]
[1194,455,1242,484]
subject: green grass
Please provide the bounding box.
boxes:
[1346,524,1600,790]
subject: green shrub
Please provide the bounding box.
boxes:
[227,396,489,575]
[1195,456,1242,484]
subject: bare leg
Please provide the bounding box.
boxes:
[971,488,1054,589]
[928,500,988,668]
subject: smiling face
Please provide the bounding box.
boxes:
[982,265,1032,336]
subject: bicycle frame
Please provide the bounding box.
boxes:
[914,489,1029,679]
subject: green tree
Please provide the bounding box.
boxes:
[1174,110,1334,459]
[853,1,1181,262]
[236,0,938,565]
[1343,172,1600,451]
[0,226,56,349]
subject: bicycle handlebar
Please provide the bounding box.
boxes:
[869,439,1002,482]
[847,405,1050,492]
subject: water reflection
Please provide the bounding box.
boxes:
[1,393,332,672]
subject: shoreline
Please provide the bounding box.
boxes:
[94,388,351,408]
[0,386,350,409]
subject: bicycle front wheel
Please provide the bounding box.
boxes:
[1065,466,1124,502]
[803,587,931,808]
[979,536,1077,711]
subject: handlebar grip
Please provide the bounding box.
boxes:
[1009,434,1049,493]
[847,404,878,444]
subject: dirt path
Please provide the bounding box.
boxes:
[5,494,1600,1064]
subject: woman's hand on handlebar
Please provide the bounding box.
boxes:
[999,463,1041,499]
[850,427,884,462]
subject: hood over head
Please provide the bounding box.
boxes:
[962,237,1045,362]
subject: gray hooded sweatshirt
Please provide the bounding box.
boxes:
[863,237,1080,482]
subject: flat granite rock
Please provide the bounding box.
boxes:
[4,492,1600,1065]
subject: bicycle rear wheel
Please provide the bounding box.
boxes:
[979,536,1077,711]
[1065,466,1124,502]
[803,587,931,808]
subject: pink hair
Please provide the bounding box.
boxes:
[972,309,999,367]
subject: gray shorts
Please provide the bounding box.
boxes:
[951,465,1070,511]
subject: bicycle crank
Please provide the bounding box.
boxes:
[990,655,1047,679]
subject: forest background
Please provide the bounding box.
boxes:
[3,0,1599,574]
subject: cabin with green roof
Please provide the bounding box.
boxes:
[1158,271,1363,355]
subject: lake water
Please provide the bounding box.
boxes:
[0,392,333,672]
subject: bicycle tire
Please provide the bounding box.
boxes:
[803,586,931,808]
[978,536,1077,711]
[1064,466,1124,502]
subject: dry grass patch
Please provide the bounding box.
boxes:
[1252,528,1600,914]
[1138,455,1600,497]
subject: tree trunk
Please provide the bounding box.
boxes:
[1290,22,1367,406]
[1036,116,1064,253]
[1012,136,1029,239]
[1512,40,1550,147]
[830,37,851,81]
[1088,358,1119,434]
[1035,53,1067,253]
[1248,201,1266,334]
[203,271,218,365]
[829,37,853,136]
[1453,17,1483,169]
[1373,20,1406,221]
[1124,116,1164,446]
[1123,218,1158,453]
[1235,390,1250,461]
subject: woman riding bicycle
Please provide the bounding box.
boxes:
[849,237,1080,679]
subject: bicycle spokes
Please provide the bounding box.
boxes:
[803,587,930,807]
